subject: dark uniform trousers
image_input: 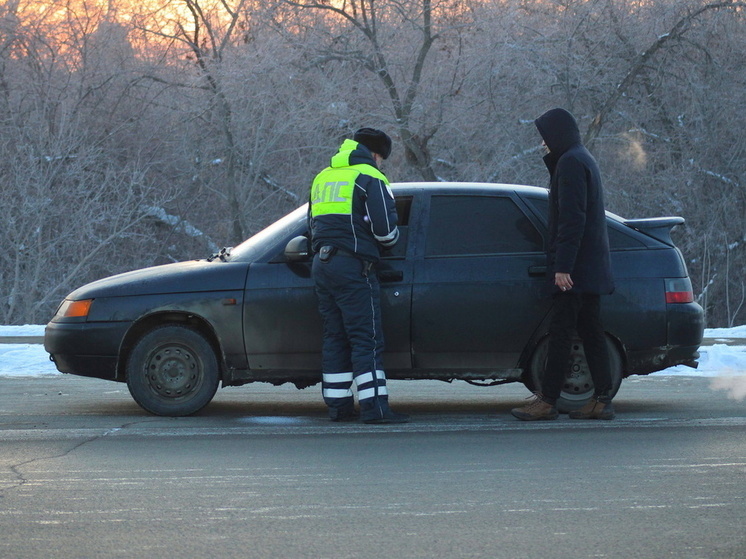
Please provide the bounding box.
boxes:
[542,291,613,404]
[312,252,389,417]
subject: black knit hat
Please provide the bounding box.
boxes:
[353,128,392,160]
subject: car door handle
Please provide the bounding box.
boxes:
[378,270,404,282]
[528,265,547,277]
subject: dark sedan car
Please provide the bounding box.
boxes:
[45,183,704,416]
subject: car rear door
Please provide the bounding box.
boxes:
[411,192,551,371]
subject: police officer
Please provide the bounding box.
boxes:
[308,128,409,424]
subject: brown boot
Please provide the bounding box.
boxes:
[569,397,615,420]
[511,394,559,421]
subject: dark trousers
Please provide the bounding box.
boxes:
[312,253,388,414]
[542,292,612,404]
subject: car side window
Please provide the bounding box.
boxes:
[607,224,647,249]
[526,197,646,250]
[381,196,411,259]
[426,195,543,257]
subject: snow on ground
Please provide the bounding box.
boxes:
[0,324,46,337]
[0,325,55,376]
[1,324,745,400]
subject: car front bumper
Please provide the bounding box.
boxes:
[44,321,131,381]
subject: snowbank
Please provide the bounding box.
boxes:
[0,324,46,336]
[0,343,57,376]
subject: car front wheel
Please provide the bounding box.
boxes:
[126,325,220,416]
[527,335,622,413]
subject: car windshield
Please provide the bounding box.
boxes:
[227,204,307,262]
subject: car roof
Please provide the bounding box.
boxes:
[390,182,548,197]
[389,181,629,225]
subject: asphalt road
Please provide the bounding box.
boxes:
[0,374,744,559]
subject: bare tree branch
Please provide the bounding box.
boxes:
[585,1,746,146]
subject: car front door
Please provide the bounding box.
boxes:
[242,198,414,373]
[411,193,551,372]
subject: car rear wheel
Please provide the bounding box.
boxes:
[126,325,220,416]
[527,335,622,413]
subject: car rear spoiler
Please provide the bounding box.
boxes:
[623,217,684,246]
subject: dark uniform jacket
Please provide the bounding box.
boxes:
[535,108,615,295]
[309,139,399,263]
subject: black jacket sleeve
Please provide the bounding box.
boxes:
[362,175,399,248]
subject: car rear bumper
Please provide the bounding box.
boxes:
[625,301,704,375]
[44,321,131,381]
[667,301,705,348]
[626,344,701,375]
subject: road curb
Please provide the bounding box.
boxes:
[0,336,44,344]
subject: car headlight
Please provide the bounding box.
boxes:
[54,299,93,321]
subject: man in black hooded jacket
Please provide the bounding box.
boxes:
[512,108,616,421]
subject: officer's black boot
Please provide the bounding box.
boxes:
[328,400,358,422]
[359,397,409,424]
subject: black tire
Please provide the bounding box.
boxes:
[126,325,220,416]
[527,335,622,413]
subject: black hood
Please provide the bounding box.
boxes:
[67,260,250,299]
[534,108,582,156]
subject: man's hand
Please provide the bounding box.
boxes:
[555,272,573,292]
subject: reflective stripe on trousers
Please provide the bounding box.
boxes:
[322,370,388,404]
[313,253,386,409]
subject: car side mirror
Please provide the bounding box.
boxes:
[285,236,311,262]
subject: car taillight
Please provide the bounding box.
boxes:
[665,278,694,304]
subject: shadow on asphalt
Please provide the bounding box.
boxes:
[66,396,692,420]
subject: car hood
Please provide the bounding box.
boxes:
[67,260,250,300]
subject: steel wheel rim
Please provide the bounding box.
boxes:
[143,343,202,400]
[561,342,594,402]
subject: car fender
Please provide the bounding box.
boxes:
[112,291,246,381]
[517,311,628,383]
